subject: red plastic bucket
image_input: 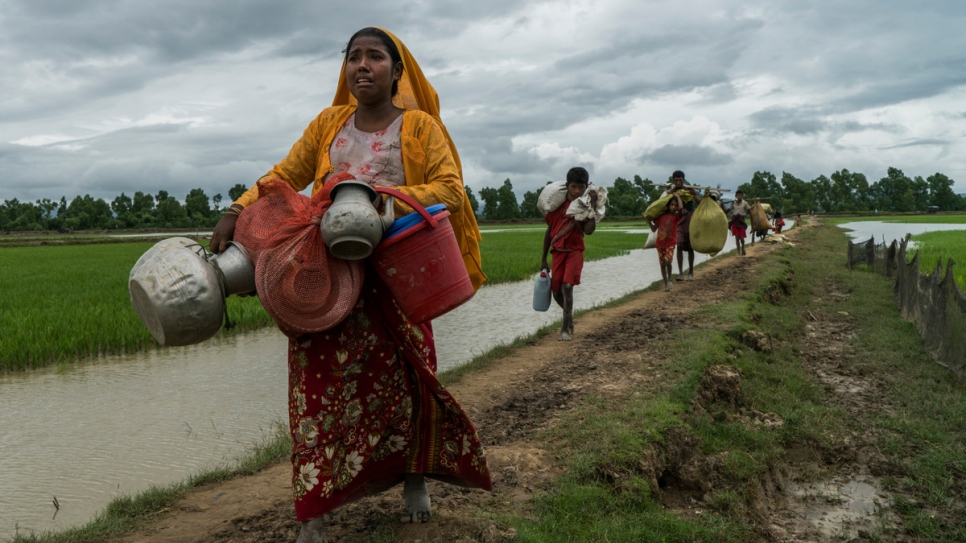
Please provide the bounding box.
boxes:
[371,188,475,323]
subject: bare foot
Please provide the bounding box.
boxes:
[559,331,572,341]
[296,517,328,543]
[401,474,432,523]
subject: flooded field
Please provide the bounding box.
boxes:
[0,226,773,539]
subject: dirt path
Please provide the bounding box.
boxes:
[117,233,798,543]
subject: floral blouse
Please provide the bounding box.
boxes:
[326,113,405,188]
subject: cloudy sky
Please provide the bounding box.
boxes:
[2,0,965,205]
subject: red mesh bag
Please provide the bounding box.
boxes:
[234,175,363,336]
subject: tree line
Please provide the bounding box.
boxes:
[0,167,962,232]
[468,167,964,221]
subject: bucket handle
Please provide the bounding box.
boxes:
[374,187,439,229]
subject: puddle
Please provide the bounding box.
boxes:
[785,475,892,539]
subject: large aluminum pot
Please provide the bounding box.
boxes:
[129,237,254,347]
[320,181,395,260]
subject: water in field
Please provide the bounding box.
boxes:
[837,221,966,242]
[0,224,787,539]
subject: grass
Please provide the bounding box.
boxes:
[0,239,272,371]
[505,222,966,541]
[909,230,966,291]
[1,227,644,372]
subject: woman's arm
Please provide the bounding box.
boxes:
[391,113,465,216]
[210,113,329,253]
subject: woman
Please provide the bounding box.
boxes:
[210,27,491,543]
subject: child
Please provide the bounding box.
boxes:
[728,190,751,256]
[541,167,597,341]
[773,209,785,233]
[649,191,684,292]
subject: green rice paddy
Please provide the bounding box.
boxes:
[1,227,645,371]
[909,230,966,291]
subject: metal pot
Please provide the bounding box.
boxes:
[320,181,395,260]
[209,242,256,297]
[129,237,255,346]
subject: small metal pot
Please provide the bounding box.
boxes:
[320,181,395,260]
[209,242,256,297]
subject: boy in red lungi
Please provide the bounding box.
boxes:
[649,191,684,292]
[541,167,597,341]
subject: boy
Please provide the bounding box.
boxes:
[649,191,684,292]
[728,190,752,256]
[541,167,597,341]
[664,170,700,281]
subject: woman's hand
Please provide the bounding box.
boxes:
[540,258,549,272]
[209,213,239,254]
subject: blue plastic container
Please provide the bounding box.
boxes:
[532,269,551,311]
[381,203,448,241]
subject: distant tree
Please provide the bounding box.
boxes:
[184,188,212,226]
[155,191,188,228]
[829,169,870,212]
[812,175,833,212]
[519,189,541,218]
[464,186,479,214]
[870,167,914,212]
[479,186,498,220]
[738,171,783,203]
[606,177,645,217]
[212,193,223,214]
[911,176,930,211]
[228,183,248,202]
[780,172,814,213]
[495,179,521,220]
[111,193,139,228]
[63,195,112,230]
[927,172,964,210]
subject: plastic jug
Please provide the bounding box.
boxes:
[532,269,552,311]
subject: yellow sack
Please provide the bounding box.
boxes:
[760,203,773,215]
[642,189,694,222]
[750,201,770,232]
[690,192,729,256]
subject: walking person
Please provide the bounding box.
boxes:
[773,209,785,234]
[541,167,598,341]
[649,191,684,291]
[728,190,752,256]
[209,27,491,543]
[664,170,700,281]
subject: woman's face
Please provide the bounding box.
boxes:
[345,36,401,105]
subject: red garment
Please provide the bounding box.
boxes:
[550,249,583,291]
[288,269,491,521]
[730,223,747,238]
[657,245,675,264]
[653,212,679,248]
[545,200,585,251]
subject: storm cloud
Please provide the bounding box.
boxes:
[1,0,964,204]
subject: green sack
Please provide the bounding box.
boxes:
[642,190,694,222]
[750,201,770,232]
[689,193,729,257]
[643,193,673,222]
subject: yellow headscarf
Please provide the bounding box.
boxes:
[331,28,464,176]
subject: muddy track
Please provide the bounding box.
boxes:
[118,238,785,543]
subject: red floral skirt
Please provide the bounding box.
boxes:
[286,269,492,521]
